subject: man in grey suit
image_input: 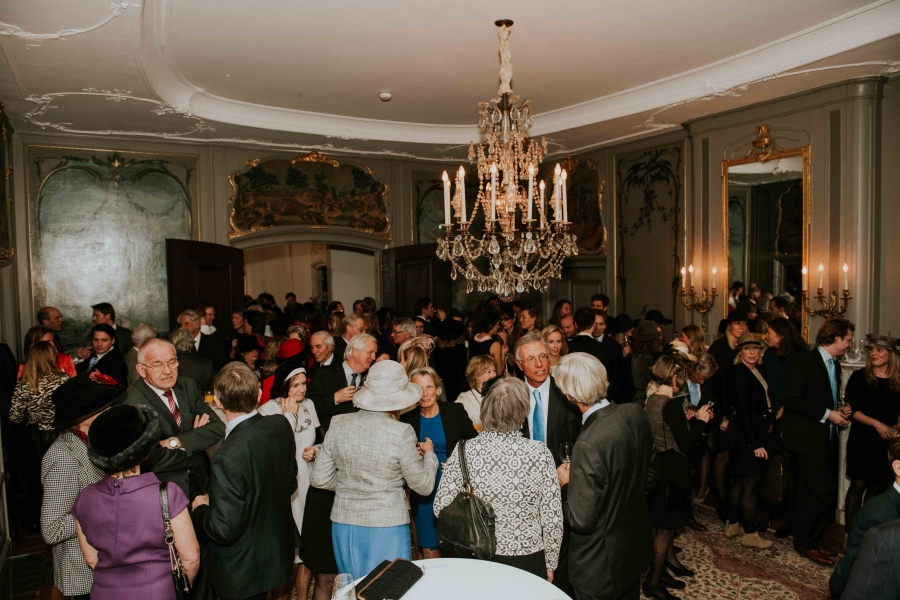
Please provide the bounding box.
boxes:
[170,327,215,392]
[843,518,900,599]
[123,323,157,386]
[555,353,655,600]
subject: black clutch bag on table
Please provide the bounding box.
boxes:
[356,558,424,600]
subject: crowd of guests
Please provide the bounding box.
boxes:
[2,288,899,600]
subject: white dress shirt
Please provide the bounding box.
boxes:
[321,354,334,367]
[526,377,552,443]
[192,333,201,352]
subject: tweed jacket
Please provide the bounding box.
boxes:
[310,410,438,527]
[41,431,105,596]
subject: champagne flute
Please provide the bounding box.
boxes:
[332,574,355,600]
[559,442,572,464]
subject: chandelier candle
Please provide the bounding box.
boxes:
[528,164,534,221]
[539,180,546,228]
[442,171,451,226]
[554,164,561,221]
[491,164,497,220]
[458,166,466,222]
[561,169,568,222]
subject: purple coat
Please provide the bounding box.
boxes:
[72,472,189,600]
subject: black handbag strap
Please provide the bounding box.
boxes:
[458,439,473,497]
[159,482,174,544]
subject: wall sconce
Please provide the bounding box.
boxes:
[800,263,851,318]
[680,264,718,332]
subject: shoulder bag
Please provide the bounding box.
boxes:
[436,439,496,559]
[160,483,191,600]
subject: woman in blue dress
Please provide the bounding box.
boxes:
[402,367,477,557]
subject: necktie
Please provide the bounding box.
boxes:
[350,373,358,388]
[163,390,182,430]
[828,358,838,409]
[88,356,98,370]
[532,390,546,444]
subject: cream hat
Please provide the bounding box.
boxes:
[353,360,423,412]
[668,340,698,363]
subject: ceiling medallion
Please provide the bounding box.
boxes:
[436,20,577,300]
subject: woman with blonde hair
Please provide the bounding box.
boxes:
[541,325,568,375]
[10,341,69,455]
[455,355,498,427]
[844,332,900,527]
[679,324,707,356]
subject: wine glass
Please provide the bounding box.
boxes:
[332,574,356,600]
[559,443,572,464]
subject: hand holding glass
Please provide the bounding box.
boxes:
[559,442,572,464]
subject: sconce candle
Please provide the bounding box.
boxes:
[802,265,808,292]
[818,263,824,289]
[712,266,717,290]
[843,263,849,291]
[688,264,694,287]
[442,171,451,225]
[680,267,686,291]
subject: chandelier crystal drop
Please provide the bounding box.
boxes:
[435,20,577,301]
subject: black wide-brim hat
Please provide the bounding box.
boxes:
[52,374,126,431]
[88,404,162,474]
[727,310,750,324]
[272,358,307,392]
[436,317,466,341]
[645,309,673,325]
[609,313,640,335]
[865,332,899,352]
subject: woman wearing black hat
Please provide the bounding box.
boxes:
[72,404,200,600]
[39,375,120,600]
[844,332,900,527]
[432,318,469,402]
[724,333,776,550]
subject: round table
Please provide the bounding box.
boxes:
[358,558,569,600]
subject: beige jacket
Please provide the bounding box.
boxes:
[310,410,437,527]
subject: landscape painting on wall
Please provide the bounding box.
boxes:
[616,142,684,323]
[229,153,390,238]
[27,146,195,352]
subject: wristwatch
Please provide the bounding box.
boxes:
[168,437,179,449]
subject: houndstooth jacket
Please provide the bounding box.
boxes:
[41,431,105,596]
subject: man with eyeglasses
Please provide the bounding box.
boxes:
[514,330,582,596]
[388,317,416,360]
[123,337,225,600]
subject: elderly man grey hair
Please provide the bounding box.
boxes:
[178,309,201,326]
[169,327,195,353]
[392,317,417,339]
[311,330,335,348]
[131,323,158,349]
[345,333,377,361]
[694,352,719,378]
[514,330,548,361]
[554,353,610,407]
[480,377,531,433]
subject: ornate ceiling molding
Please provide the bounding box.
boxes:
[138,0,900,145]
[0,2,140,47]
[23,88,214,138]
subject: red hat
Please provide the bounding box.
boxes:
[276,338,304,359]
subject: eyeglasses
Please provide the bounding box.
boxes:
[519,354,550,366]
[141,358,179,371]
[391,330,404,336]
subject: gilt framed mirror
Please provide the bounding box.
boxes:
[721,125,810,340]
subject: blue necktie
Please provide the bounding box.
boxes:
[532,390,546,444]
[828,358,838,409]
[89,356,98,370]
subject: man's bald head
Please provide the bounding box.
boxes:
[136,338,179,390]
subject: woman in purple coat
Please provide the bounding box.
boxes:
[72,404,200,599]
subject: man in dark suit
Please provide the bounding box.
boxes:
[830,436,900,597]
[331,313,365,365]
[179,309,228,371]
[842,517,900,599]
[782,317,855,566]
[87,302,132,357]
[308,331,336,375]
[568,308,628,404]
[192,362,298,600]
[556,353,654,600]
[171,327,215,392]
[514,330,581,595]
[75,324,130,386]
[308,333,377,432]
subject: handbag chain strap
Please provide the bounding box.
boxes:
[159,483,190,593]
[458,439,473,499]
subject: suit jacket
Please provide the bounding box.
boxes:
[842,517,900,600]
[40,432,105,596]
[521,376,583,466]
[195,414,299,599]
[197,331,228,371]
[332,335,349,364]
[113,326,132,356]
[123,347,140,386]
[122,377,225,497]
[176,350,215,392]
[308,362,363,433]
[782,348,841,455]
[564,402,655,597]
[75,349,129,387]
[401,401,477,514]
[831,487,900,597]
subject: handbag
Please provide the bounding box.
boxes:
[159,483,191,600]
[436,439,497,560]
[760,453,787,505]
[355,558,424,600]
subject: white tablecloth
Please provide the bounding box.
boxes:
[356,558,570,600]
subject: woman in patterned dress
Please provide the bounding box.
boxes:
[434,377,563,581]
[10,341,70,456]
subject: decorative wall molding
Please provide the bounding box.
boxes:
[137,0,900,144]
[0,2,140,47]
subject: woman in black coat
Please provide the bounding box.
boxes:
[401,367,476,558]
[725,332,776,549]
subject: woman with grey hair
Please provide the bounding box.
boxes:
[434,377,563,581]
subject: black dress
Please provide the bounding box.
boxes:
[432,344,469,402]
[468,335,500,361]
[846,370,900,483]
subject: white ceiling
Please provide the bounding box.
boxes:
[0,0,899,160]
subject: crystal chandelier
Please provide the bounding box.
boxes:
[435,19,577,301]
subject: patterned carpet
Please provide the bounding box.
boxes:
[646,504,835,600]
